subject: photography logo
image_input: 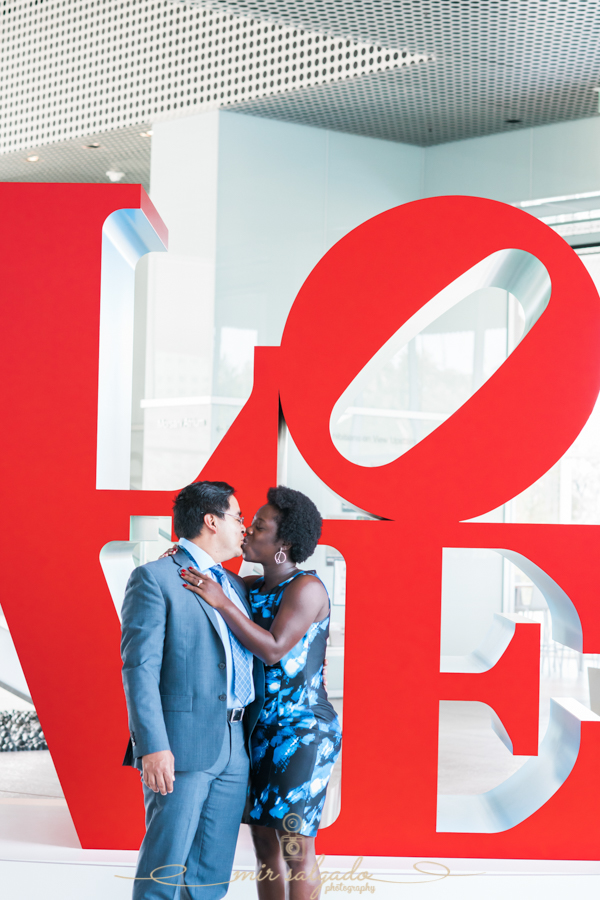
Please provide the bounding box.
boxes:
[281,812,305,862]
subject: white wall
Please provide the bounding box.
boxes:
[141,112,221,489]
[214,112,424,351]
[424,116,600,202]
[143,110,424,486]
[210,111,424,458]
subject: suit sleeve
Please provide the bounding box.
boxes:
[121,565,171,759]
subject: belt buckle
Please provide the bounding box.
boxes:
[228,707,244,723]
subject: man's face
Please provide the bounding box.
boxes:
[214,494,245,561]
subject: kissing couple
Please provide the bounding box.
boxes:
[121,480,342,899]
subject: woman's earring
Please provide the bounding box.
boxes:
[274,548,287,564]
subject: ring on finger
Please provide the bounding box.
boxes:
[197,577,202,586]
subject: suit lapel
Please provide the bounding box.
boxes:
[170,550,224,642]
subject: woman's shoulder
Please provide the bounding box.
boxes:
[282,570,328,598]
[290,569,321,585]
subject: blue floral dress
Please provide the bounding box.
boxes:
[243,570,342,837]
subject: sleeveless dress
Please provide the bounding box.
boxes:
[243,570,342,837]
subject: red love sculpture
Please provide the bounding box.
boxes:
[0,184,278,848]
[1,188,599,858]
[278,197,600,858]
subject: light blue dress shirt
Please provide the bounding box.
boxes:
[178,537,255,708]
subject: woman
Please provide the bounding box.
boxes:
[179,485,342,900]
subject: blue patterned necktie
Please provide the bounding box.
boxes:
[209,565,254,706]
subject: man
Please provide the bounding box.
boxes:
[121,481,265,900]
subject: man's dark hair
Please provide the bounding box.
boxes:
[173,481,236,540]
[267,485,322,564]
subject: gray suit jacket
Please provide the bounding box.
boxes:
[120,549,265,771]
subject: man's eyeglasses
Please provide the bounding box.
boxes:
[224,512,245,526]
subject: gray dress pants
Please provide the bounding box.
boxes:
[132,721,249,900]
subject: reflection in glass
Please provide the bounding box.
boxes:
[510,248,600,525]
[329,247,551,469]
[331,287,513,468]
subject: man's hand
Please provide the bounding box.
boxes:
[142,750,175,795]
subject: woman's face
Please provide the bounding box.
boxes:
[242,503,286,564]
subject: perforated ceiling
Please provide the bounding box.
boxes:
[206,0,600,145]
[198,0,598,60]
[235,57,596,147]
[0,0,427,155]
[1,0,599,164]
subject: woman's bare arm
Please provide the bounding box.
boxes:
[181,568,327,665]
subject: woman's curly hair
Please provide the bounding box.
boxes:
[267,485,323,564]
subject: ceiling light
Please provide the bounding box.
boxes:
[26,155,39,162]
[83,142,101,149]
[139,130,153,137]
[106,170,125,183]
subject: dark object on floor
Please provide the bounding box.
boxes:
[0,711,47,751]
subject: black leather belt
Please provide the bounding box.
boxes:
[227,707,244,722]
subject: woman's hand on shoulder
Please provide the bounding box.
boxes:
[159,545,178,559]
[179,566,229,610]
